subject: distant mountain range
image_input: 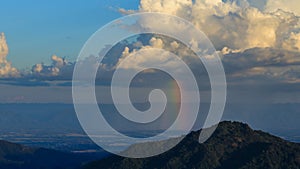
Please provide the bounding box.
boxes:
[83,121,300,169]
[0,139,100,169]
[0,121,299,169]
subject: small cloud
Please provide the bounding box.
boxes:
[118,8,136,15]
[0,32,19,78]
[31,55,72,77]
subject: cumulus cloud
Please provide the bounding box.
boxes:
[117,0,300,84]
[0,33,19,77]
[0,33,8,58]
[282,32,300,51]
[116,36,201,71]
[118,47,182,72]
[51,55,66,68]
[139,0,193,15]
[2,0,300,86]
[32,63,43,73]
[115,34,300,84]
[118,38,162,69]
[125,0,300,52]
[32,55,72,77]
[0,32,73,79]
[222,48,300,83]
[149,37,164,48]
[265,0,300,16]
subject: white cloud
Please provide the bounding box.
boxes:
[282,32,300,51]
[149,37,164,48]
[0,32,19,77]
[139,0,193,15]
[170,41,180,50]
[117,47,181,71]
[0,33,8,58]
[116,37,194,74]
[118,0,300,83]
[245,8,279,48]
[51,55,66,68]
[121,47,130,57]
[125,0,300,52]
[265,0,300,16]
[32,63,43,73]
[32,55,70,77]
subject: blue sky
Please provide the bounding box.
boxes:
[0,0,300,105]
[0,0,299,136]
[0,0,139,69]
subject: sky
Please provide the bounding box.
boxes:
[0,0,299,138]
[0,0,139,69]
[0,0,300,105]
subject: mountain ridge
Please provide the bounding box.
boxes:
[83,121,300,169]
[0,139,98,169]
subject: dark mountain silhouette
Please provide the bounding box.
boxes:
[0,139,99,169]
[83,121,300,169]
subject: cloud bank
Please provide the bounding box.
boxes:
[117,0,300,84]
[1,0,300,86]
[1,0,300,104]
[124,0,300,52]
[32,55,73,77]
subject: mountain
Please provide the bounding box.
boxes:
[0,139,97,169]
[83,121,300,169]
